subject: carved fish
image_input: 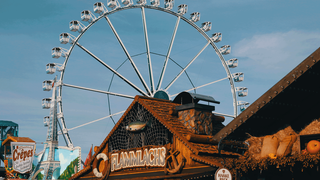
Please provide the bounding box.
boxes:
[126,119,151,132]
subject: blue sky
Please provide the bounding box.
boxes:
[1,0,320,162]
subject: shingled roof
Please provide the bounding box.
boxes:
[213,47,320,142]
[73,95,241,179]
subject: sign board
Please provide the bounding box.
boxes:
[11,142,36,174]
[111,146,166,172]
[215,167,232,180]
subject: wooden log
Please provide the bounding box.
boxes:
[212,114,225,122]
[186,133,245,147]
[186,134,215,144]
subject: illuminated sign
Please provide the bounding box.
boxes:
[111,147,166,172]
[11,142,36,174]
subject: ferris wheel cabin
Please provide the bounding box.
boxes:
[93,2,107,14]
[178,4,188,15]
[69,20,81,32]
[107,0,120,9]
[136,0,146,5]
[238,101,249,112]
[59,33,70,44]
[150,0,160,6]
[211,33,222,43]
[190,12,200,22]
[81,10,91,21]
[227,58,238,68]
[164,0,174,10]
[233,72,244,82]
[121,0,133,6]
[52,47,62,58]
[201,22,212,32]
[220,45,231,55]
[81,10,96,22]
[42,98,51,109]
[236,87,248,97]
[43,80,53,91]
[46,63,56,74]
[52,47,68,58]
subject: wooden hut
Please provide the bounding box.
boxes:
[71,93,244,180]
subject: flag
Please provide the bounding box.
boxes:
[83,145,93,168]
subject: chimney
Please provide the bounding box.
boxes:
[172,92,223,135]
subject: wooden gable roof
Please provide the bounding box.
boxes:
[213,47,320,142]
[89,95,239,157]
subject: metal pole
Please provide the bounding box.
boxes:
[141,7,155,94]
[157,16,181,90]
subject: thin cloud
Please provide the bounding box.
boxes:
[233,30,320,71]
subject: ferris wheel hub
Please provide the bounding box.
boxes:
[153,90,170,100]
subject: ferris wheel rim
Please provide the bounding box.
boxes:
[58,3,237,113]
[52,3,239,148]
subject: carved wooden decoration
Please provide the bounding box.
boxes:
[164,146,186,174]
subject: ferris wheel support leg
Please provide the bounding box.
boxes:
[141,7,155,94]
[165,41,211,91]
[104,16,152,96]
[157,16,181,90]
[57,120,70,147]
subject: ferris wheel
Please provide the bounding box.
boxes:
[42,0,249,148]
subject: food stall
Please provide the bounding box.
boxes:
[2,135,35,179]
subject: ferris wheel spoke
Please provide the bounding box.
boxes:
[157,16,181,90]
[63,83,135,99]
[76,42,148,96]
[170,76,229,97]
[141,7,155,94]
[66,110,126,132]
[211,112,236,118]
[165,41,211,91]
[104,16,152,96]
